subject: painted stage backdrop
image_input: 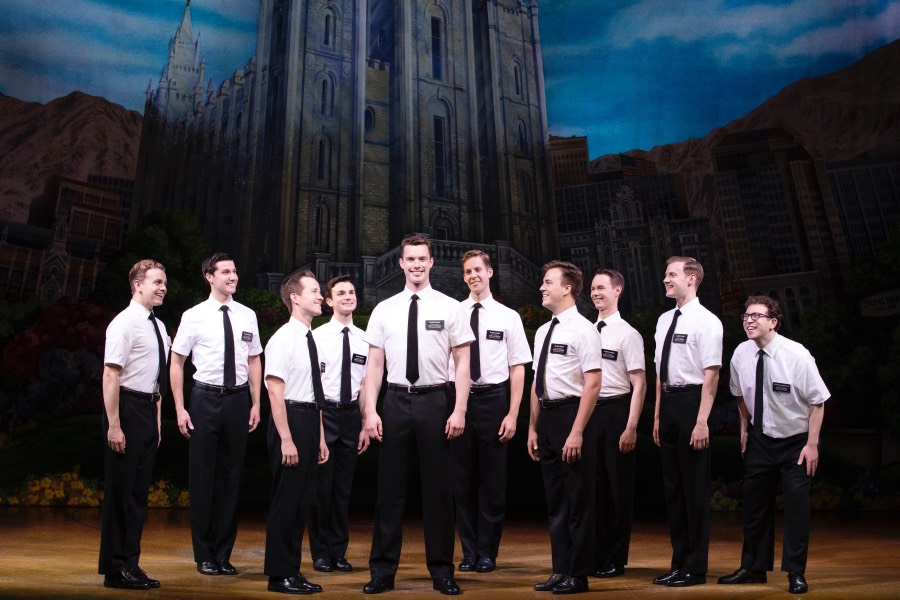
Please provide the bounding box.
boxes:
[0,1,898,513]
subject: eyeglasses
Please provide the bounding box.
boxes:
[740,312,771,322]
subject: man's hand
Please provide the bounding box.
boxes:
[357,429,370,455]
[281,439,298,467]
[498,414,517,443]
[562,431,583,463]
[798,443,819,476]
[445,410,465,440]
[653,417,660,447]
[619,425,637,453]
[318,438,330,465]
[527,429,540,462]
[690,422,709,450]
[365,413,383,442]
[248,404,260,432]
[107,425,126,454]
[740,428,748,458]
[177,408,194,439]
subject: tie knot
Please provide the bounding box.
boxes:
[306,330,313,340]
[220,305,229,313]
[674,309,681,317]
[411,294,419,301]
[551,317,559,325]
[473,302,482,310]
[758,349,765,357]
[597,320,606,331]
[148,311,155,320]
[342,326,350,334]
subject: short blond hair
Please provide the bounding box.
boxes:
[280,269,317,309]
[667,256,704,286]
[129,259,165,294]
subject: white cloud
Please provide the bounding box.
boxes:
[774,2,900,58]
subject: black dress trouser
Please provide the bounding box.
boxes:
[453,384,509,560]
[309,404,360,561]
[187,386,250,563]
[264,404,321,576]
[369,387,455,579]
[658,387,710,574]
[98,391,158,574]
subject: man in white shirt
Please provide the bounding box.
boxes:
[170,252,263,576]
[453,250,531,574]
[263,269,330,595]
[309,275,370,574]
[99,260,170,590]
[361,235,473,596]
[528,260,603,595]
[588,269,646,579]
[652,256,722,588]
[718,296,828,595]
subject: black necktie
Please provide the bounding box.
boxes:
[340,326,352,404]
[406,294,420,384]
[535,317,559,399]
[220,305,236,388]
[470,302,482,382]
[149,311,169,397]
[754,349,765,429]
[596,320,606,335]
[307,330,326,407]
[659,308,681,385]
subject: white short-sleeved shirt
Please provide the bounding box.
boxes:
[313,317,368,401]
[653,297,723,385]
[172,295,263,386]
[365,285,474,386]
[104,300,172,393]
[450,294,532,384]
[264,317,317,404]
[595,311,645,397]
[730,334,830,438]
[532,305,603,400]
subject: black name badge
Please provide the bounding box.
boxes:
[772,382,792,393]
[352,353,367,365]
[550,343,568,355]
[426,320,444,331]
[672,333,688,344]
[486,330,504,341]
[241,331,253,342]
[320,362,326,374]
[602,349,619,361]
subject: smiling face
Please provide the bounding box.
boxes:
[326,281,357,317]
[663,260,695,304]
[134,268,167,309]
[206,260,238,300]
[400,243,433,290]
[590,273,621,317]
[463,255,493,299]
[743,302,778,347]
[540,267,571,314]
[294,276,323,321]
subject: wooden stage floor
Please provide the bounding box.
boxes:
[1,508,898,598]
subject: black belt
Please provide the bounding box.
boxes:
[387,383,449,394]
[321,399,359,410]
[596,391,631,404]
[661,383,702,394]
[539,396,580,410]
[194,381,250,395]
[120,387,161,403]
[470,380,509,395]
[285,399,320,411]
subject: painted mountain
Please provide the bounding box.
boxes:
[0,92,142,224]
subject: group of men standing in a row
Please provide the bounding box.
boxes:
[98,235,828,596]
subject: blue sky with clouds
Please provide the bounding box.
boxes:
[1,0,897,158]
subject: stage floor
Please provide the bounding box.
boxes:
[1,508,898,598]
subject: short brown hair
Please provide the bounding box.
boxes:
[280,269,317,309]
[461,249,492,269]
[129,259,165,294]
[667,255,704,286]
[400,234,432,257]
[542,260,584,298]
[202,252,234,278]
[744,295,783,331]
[325,274,355,300]
[594,267,624,289]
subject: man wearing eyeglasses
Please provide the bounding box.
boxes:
[652,256,722,588]
[718,296,828,595]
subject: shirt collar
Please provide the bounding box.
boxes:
[554,304,581,323]
[596,311,622,325]
[328,316,356,331]
[128,299,152,316]
[759,332,782,357]
[463,294,493,308]
[401,284,433,300]
[676,296,701,314]
[205,294,234,310]
[288,316,311,336]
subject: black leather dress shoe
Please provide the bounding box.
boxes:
[458,556,476,571]
[363,576,394,594]
[718,568,767,584]
[593,563,624,578]
[313,557,333,573]
[197,561,220,575]
[551,575,589,594]
[104,568,150,590]
[134,566,161,588]
[667,572,707,587]
[218,560,238,575]
[432,577,461,595]
[788,572,808,594]
[333,557,353,572]
[652,570,681,585]
[475,556,496,573]
[268,575,322,594]
[534,573,565,591]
